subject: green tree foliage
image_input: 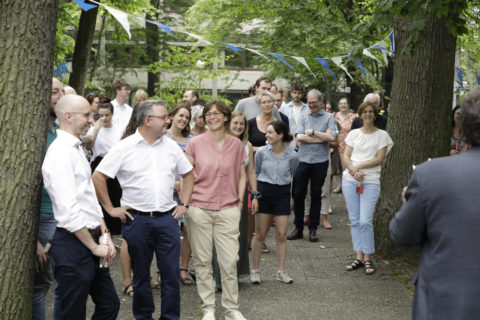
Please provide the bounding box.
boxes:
[147,45,233,106]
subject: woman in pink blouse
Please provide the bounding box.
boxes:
[184,101,249,320]
[333,97,357,193]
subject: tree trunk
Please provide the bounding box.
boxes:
[0,1,59,318]
[374,16,457,257]
[69,1,99,96]
[146,0,160,97]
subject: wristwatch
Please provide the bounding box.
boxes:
[250,190,262,200]
[181,203,189,209]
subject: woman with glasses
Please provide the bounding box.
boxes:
[342,102,393,275]
[166,103,195,286]
[184,101,248,320]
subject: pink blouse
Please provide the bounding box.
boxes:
[334,112,357,164]
[185,134,246,210]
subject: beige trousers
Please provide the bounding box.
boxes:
[184,205,241,313]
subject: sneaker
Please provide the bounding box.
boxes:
[201,309,215,320]
[276,270,293,284]
[250,269,260,284]
[225,310,246,320]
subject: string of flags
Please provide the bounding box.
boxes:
[58,0,480,88]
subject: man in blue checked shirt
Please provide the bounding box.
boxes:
[287,89,338,243]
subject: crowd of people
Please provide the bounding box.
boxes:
[35,73,479,320]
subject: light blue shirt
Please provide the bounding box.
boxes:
[279,102,309,149]
[254,144,299,185]
[296,110,338,164]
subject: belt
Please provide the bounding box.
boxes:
[56,227,99,236]
[128,208,174,217]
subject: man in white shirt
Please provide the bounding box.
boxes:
[111,78,132,130]
[92,100,195,320]
[42,95,119,320]
[279,83,309,150]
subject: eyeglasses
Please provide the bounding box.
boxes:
[205,111,223,118]
[361,110,375,114]
[260,100,274,105]
[148,115,168,120]
[307,101,320,105]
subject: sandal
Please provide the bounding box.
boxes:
[122,283,134,297]
[261,243,270,254]
[180,268,194,285]
[364,260,375,275]
[150,277,161,289]
[346,259,364,271]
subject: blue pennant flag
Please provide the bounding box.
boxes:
[60,63,67,75]
[477,75,480,85]
[54,68,63,80]
[223,43,244,52]
[267,53,295,70]
[455,67,463,88]
[145,20,177,38]
[355,59,368,77]
[388,32,394,52]
[370,44,393,54]
[314,58,337,79]
[73,0,97,11]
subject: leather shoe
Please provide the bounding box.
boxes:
[309,229,319,242]
[287,228,303,240]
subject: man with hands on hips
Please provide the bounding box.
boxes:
[92,100,194,320]
[42,94,119,320]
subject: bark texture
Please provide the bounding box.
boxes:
[374,16,457,256]
[0,1,59,318]
[69,1,99,96]
[146,0,160,97]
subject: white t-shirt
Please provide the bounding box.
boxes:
[343,129,393,185]
[87,125,123,162]
[111,99,132,130]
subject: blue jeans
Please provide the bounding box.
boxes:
[342,180,380,254]
[32,212,57,320]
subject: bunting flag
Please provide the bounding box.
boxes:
[455,67,463,88]
[244,48,269,60]
[362,49,378,62]
[60,63,67,74]
[268,53,295,70]
[73,0,97,11]
[223,43,244,52]
[355,59,368,77]
[145,19,177,38]
[331,57,352,80]
[292,56,316,78]
[184,32,213,46]
[477,75,480,85]
[104,5,131,39]
[54,68,63,80]
[314,58,336,79]
[376,41,389,65]
[388,32,395,53]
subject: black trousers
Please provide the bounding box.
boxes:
[293,161,329,230]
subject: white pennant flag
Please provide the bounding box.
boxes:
[105,5,131,39]
[331,57,352,81]
[184,32,213,46]
[292,56,316,79]
[245,48,269,60]
[379,40,389,66]
[362,49,379,63]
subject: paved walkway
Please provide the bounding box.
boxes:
[47,193,414,319]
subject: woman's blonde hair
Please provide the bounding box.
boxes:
[229,110,249,144]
